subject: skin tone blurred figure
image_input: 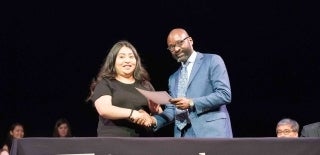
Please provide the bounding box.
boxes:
[1,123,24,154]
[87,40,162,137]
[53,118,72,137]
[276,118,299,138]
[0,150,9,155]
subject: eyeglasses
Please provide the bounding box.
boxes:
[276,129,296,135]
[167,37,190,51]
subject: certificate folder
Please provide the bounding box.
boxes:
[135,88,172,105]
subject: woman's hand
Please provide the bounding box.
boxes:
[148,100,163,114]
[130,109,153,127]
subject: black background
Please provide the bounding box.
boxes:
[1,0,319,142]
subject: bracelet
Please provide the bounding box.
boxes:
[128,109,134,119]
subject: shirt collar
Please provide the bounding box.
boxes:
[181,51,197,65]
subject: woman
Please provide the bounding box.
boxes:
[52,118,72,137]
[87,40,162,137]
[1,123,24,154]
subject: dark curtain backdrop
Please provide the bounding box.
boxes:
[1,0,319,143]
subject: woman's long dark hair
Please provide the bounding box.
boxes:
[3,123,24,153]
[86,40,150,102]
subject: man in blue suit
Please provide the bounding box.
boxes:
[150,28,233,138]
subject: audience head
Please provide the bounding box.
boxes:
[53,118,72,137]
[8,123,24,139]
[276,118,299,138]
[1,122,24,153]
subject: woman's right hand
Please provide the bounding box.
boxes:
[130,109,153,127]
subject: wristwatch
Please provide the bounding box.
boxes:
[189,99,194,107]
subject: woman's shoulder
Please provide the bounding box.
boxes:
[1,145,8,151]
[0,149,9,155]
[96,78,116,86]
[138,80,155,91]
[0,145,9,155]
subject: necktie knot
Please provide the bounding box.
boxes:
[182,61,190,68]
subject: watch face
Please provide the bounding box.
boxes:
[190,100,194,107]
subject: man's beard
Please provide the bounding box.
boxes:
[177,55,188,63]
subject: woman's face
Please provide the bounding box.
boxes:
[58,123,69,137]
[115,46,137,78]
[10,125,24,139]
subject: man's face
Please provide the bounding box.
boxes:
[276,124,298,138]
[167,35,193,63]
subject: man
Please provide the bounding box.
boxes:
[150,28,233,138]
[276,118,299,138]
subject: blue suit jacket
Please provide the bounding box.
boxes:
[154,52,233,138]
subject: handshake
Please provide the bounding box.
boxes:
[128,100,163,127]
[128,97,192,127]
[129,109,157,127]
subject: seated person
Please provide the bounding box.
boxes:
[52,118,73,137]
[300,122,320,137]
[276,118,299,138]
[1,123,25,154]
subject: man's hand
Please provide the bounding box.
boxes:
[169,97,192,110]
